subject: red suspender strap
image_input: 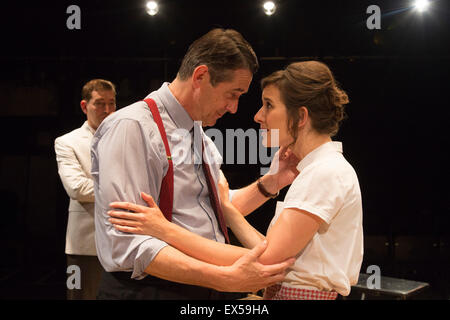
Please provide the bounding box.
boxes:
[143,98,173,222]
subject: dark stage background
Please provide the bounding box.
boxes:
[0,0,449,299]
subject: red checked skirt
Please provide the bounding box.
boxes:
[264,284,338,300]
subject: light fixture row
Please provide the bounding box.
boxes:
[145,1,430,17]
[145,1,277,16]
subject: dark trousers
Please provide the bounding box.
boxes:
[97,270,245,300]
[66,254,104,300]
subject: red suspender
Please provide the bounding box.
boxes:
[142,98,228,243]
[143,98,173,222]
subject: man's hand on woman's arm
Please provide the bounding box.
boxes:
[108,192,294,267]
[146,240,294,293]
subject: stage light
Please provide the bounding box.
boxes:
[146,1,159,16]
[263,1,276,16]
[414,0,430,12]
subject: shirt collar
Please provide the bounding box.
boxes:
[156,82,194,132]
[296,141,343,172]
[83,121,96,135]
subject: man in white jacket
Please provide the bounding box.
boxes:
[55,79,116,299]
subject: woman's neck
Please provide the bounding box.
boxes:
[291,129,332,161]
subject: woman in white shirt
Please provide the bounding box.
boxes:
[108,61,363,299]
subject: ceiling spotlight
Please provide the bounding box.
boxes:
[263,1,276,16]
[146,1,159,16]
[414,0,430,12]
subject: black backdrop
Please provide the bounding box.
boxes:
[0,0,449,299]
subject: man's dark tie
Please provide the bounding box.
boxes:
[201,141,230,244]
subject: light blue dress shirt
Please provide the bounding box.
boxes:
[91,83,225,279]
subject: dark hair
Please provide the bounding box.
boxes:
[261,61,349,138]
[177,28,259,86]
[81,79,116,102]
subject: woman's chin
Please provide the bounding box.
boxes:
[262,139,279,148]
[261,130,281,148]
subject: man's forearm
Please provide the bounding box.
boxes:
[144,242,293,293]
[145,245,233,292]
[231,174,278,216]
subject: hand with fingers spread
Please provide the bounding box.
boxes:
[219,240,295,292]
[108,192,168,239]
[268,146,300,190]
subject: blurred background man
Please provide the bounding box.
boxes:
[54,79,116,299]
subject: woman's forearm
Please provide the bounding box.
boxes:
[231,174,278,216]
[223,202,265,249]
[161,220,250,266]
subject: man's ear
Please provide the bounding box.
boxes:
[80,100,88,115]
[191,65,209,89]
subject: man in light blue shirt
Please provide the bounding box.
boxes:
[92,28,295,299]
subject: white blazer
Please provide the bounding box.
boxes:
[55,121,97,256]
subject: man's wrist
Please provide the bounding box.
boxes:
[211,265,232,292]
[215,264,248,293]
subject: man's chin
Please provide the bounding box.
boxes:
[204,118,217,127]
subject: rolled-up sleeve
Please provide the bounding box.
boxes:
[92,118,169,279]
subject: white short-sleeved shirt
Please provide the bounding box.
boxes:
[267,141,363,296]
